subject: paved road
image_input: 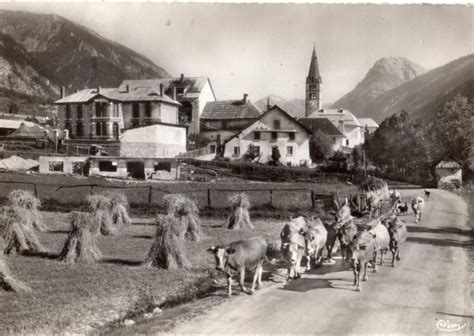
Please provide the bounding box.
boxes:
[172,189,472,334]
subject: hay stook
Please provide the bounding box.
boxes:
[226,192,253,230]
[7,190,48,232]
[143,214,191,269]
[58,211,102,264]
[164,194,203,242]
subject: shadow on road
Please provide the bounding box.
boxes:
[100,257,143,266]
[22,250,59,260]
[407,236,472,248]
[131,234,152,239]
[407,225,473,237]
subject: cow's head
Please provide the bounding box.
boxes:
[299,227,318,255]
[207,246,235,271]
[339,222,357,246]
[282,242,304,266]
[347,242,367,265]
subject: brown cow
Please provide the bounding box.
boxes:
[347,230,377,292]
[301,217,327,270]
[280,216,308,280]
[387,217,408,267]
[208,237,267,296]
[337,220,358,262]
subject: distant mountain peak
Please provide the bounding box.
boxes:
[331,56,426,113]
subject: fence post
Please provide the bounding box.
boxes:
[269,189,273,207]
[311,190,315,208]
[148,186,152,203]
[33,183,38,197]
[90,185,94,196]
[207,189,211,207]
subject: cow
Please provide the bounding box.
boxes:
[346,230,377,292]
[367,193,383,220]
[411,197,425,223]
[334,198,353,225]
[386,217,408,267]
[368,219,390,273]
[324,221,339,262]
[300,217,327,270]
[207,237,267,297]
[280,216,308,280]
[337,220,358,262]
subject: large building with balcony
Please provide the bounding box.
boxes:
[119,75,216,134]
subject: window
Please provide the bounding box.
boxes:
[286,146,294,156]
[72,161,86,175]
[210,145,216,153]
[254,131,260,140]
[77,104,83,119]
[274,120,281,130]
[112,104,119,118]
[145,102,152,118]
[271,132,278,141]
[95,102,107,117]
[233,146,240,157]
[49,161,64,172]
[96,122,102,136]
[254,146,260,155]
[154,162,171,172]
[345,139,349,146]
[132,103,140,118]
[99,161,117,172]
[64,122,72,133]
[65,105,71,119]
[76,122,84,137]
[289,132,295,141]
[222,121,228,129]
[102,122,108,136]
[176,87,185,95]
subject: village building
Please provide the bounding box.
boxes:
[298,117,345,152]
[301,47,377,152]
[120,75,216,134]
[358,118,379,134]
[223,105,311,166]
[435,160,462,188]
[200,94,262,142]
[55,84,186,158]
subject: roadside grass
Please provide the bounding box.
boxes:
[0,211,285,335]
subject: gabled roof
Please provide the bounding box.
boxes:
[55,87,180,106]
[0,119,36,130]
[298,117,344,137]
[224,105,312,144]
[358,118,379,128]
[436,160,461,169]
[8,123,46,138]
[306,108,361,127]
[120,77,216,101]
[201,99,262,120]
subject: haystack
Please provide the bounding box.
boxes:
[143,215,190,269]
[58,212,102,264]
[104,192,131,227]
[87,195,116,235]
[0,238,31,292]
[226,193,253,230]
[7,190,48,232]
[164,194,203,242]
[0,206,44,255]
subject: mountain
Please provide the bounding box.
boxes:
[0,9,170,114]
[331,57,426,116]
[352,54,474,122]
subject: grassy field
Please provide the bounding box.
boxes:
[0,211,287,335]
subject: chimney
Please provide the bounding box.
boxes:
[173,86,177,100]
[243,93,248,103]
[160,83,164,96]
[97,86,101,94]
[125,84,130,93]
[60,87,66,98]
[267,97,271,111]
[180,74,184,83]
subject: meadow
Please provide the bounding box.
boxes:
[0,211,286,335]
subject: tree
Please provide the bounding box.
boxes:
[271,146,281,163]
[242,144,260,162]
[433,94,473,175]
[310,131,334,162]
[187,134,210,150]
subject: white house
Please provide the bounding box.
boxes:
[223,105,311,166]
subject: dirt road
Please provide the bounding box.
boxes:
[169,189,472,334]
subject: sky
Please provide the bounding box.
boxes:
[0,2,472,103]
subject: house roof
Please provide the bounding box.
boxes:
[55,87,181,106]
[201,99,262,120]
[0,119,36,130]
[119,77,216,101]
[8,123,46,138]
[358,118,379,129]
[0,155,38,171]
[436,160,461,169]
[306,108,361,127]
[298,117,344,137]
[224,105,312,144]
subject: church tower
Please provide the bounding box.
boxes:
[305,46,322,117]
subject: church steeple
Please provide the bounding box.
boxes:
[305,46,322,117]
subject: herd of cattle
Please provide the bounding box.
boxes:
[208,188,430,295]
